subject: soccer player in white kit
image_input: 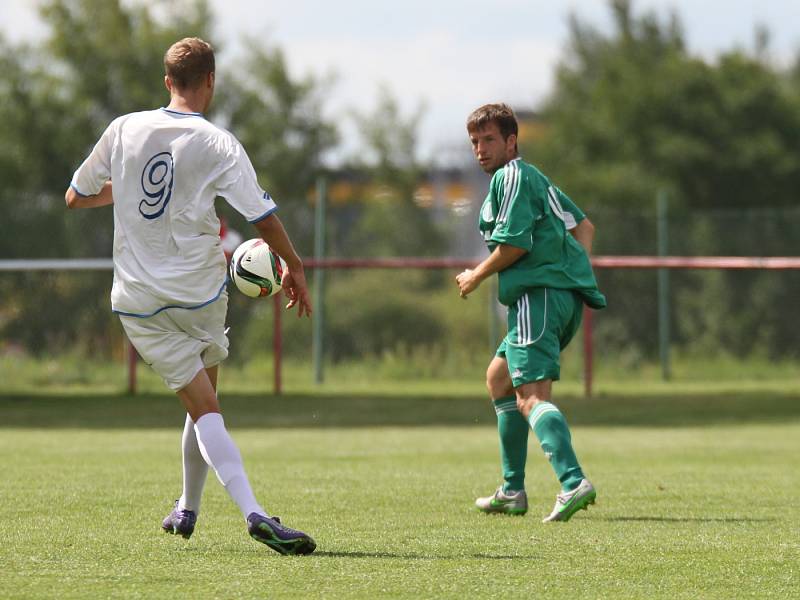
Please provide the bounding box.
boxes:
[64,38,315,555]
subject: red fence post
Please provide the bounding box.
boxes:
[583,306,593,398]
[273,293,282,396]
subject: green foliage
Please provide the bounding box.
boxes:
[0,0,339,356]
[229,270,489,366]
[0,1,216,354]
[342,87,445,257]
[525,0,800,360]
[338,196,444,258]
[322,270,444,360]
[216,39,338,255]
[351,86,423,192]
[209,40,338,345]
[533,0,800,212]
[42,0,213,128]
[3,0,799,366]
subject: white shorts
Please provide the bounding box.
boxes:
[119,292,229,391]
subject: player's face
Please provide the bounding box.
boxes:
[469,122,517,174]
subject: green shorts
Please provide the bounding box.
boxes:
[496,287,583,387]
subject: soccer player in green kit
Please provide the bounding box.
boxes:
[456,103,607,522]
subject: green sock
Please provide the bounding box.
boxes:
[493,396,528,492]
[528,401,584,492]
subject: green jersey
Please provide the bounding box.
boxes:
[478,157,607,309]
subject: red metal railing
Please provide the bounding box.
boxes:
[274,255,800,397]
[592,256,800,269]
[6,256,795,395]
[124,255,800,396]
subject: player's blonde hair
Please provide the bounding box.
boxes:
[164,37,215,89]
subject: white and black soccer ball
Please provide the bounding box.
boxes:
[229,238,287,298]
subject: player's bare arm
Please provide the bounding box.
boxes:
[456,243,526,298]
[569,217,595,255]
[253,214,312,317]
[64,180,114,209]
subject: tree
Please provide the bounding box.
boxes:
[215,39,338,256]
[0,0,338,357]
[532,0,800,213]
[341,86,444,258]
[290,88,449,363]
[211,40,338,352]
[0,1,215,355]
[523,0,800,360]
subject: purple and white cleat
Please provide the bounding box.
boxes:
[246,513,316,555]
[161,501,197,539]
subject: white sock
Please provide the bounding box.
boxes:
[178,414,208,514]
[193,412,265,519]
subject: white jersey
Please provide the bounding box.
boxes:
[70,108,276,317]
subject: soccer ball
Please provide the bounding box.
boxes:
[229,238,287,298]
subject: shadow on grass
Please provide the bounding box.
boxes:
[0,390,798,429]
[312,550,535,560]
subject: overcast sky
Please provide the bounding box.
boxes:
[1,0,797,161]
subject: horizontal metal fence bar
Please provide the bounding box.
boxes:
[1,256,798,272]
[303,257,476,269]
[0,259,114,271]
[592,256,800,269]
[304,256,800,270]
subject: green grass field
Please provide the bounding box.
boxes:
[1,385,798,599]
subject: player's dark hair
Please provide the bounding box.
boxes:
[164,37,215,89]
[466,103,518,141]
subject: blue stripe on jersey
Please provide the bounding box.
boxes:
[70,183,89,197]
[160,107,204,118]
[112,279,228,318]
[248,202,278,224]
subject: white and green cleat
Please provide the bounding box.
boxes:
[476,486,528,515]
[542,478,596,522]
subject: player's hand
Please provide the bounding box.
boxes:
[281,266,312,317]
[456,269,480,299]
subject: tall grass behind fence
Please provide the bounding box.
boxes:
[1,264,799,393]
[1,204,798,390]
